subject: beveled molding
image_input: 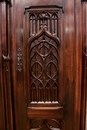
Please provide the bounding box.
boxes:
[25,5,64,14]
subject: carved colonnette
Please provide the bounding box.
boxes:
[0,2,5,130]
[2,55,13,130]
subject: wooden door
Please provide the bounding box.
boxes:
[1,0,83,130]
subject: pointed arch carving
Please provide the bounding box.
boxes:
[28,25,60,103]
[28,27,60,45]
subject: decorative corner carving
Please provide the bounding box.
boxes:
[17,48,23,72]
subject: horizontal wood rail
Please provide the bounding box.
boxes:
[27,106,63,119]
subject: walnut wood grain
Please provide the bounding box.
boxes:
[0,0,85,130]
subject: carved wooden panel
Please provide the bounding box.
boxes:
[26,6,62,105]
[25,6,63,129]
[29,10,60,37]
[29,30,60,103]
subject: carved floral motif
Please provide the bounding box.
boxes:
[17,48,23,72]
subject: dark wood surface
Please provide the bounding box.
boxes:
[0,0,86,130]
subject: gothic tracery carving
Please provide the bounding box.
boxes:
[29,10,60,37]
[26,6,61,103]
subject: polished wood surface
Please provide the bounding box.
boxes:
[0,0,86,130]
